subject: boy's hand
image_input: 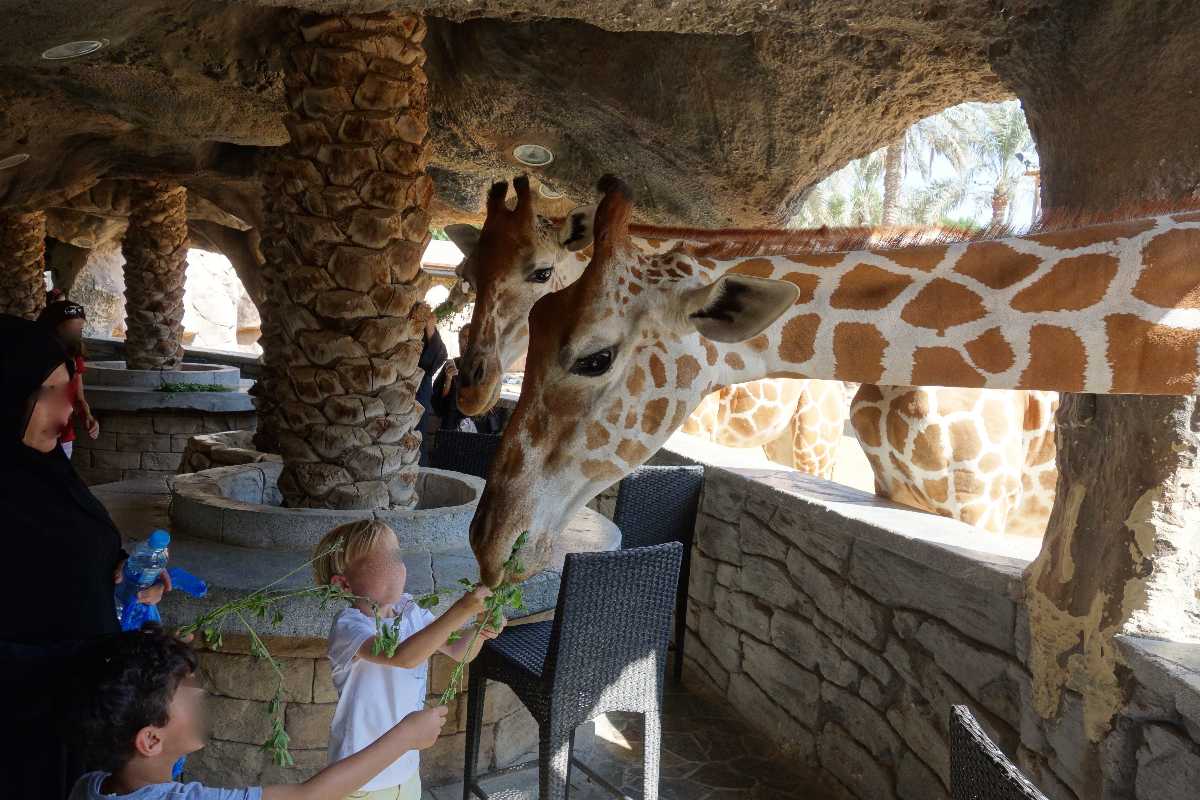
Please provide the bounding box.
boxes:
[85,414,100,439]
[479,614,506,640]
[401,706,448,749]
[454,585,492,616]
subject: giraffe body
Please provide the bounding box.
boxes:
[850,384,1059,537]
[469,179,1200,584]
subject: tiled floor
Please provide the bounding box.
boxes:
[425,681,838,799]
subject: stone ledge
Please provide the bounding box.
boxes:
[1118,637,1200,743]
[86,383,256,413]
[86,360,242,388]
[701,466,1033,601]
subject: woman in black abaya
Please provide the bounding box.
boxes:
[0,315,164,799]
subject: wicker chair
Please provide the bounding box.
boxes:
[950,705,1049,800]
[463,543,684,800]
[612,465,703,683]
[428,429,503,479]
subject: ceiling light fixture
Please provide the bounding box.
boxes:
[41,39,106,61]
[512,143,553,167]
[0,153,30,170]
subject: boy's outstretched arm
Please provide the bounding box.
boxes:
[262,706,447,800]
[357,587,491,669]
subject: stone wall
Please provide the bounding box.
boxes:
[184,633,548,788]
[682,466,1200,800]
[71,409,257,485]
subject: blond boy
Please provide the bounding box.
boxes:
[313,521,504,800]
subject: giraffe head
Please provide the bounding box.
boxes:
[470,176,799,584]
[444,175,595,416]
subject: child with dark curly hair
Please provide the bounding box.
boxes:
[67,626,448,800]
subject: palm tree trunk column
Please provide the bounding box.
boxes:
[880,138,904,225]
[0,211,48,319]
[266,11,433,510]
[122,181,188,370]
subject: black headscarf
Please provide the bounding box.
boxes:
[0,314,122,644]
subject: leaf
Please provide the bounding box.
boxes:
[447,630,463,643]
[416,593,440,610]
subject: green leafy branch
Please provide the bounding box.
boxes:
[154,382,236,393]
[177,543,357,767]
[411,532,528,705]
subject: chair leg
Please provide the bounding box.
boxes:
[539,722,573,800]
[462,674,487,800]
[642,712,662,800]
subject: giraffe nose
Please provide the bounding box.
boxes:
[471,362,485,384]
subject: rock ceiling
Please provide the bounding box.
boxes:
[0,0,1126,243]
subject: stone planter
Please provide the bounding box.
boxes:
[171,462,484,555]
[71,360,256,485]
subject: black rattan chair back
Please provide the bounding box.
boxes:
[950,705,1049,800]
[544,543,684,712]
[428,429,502,479]
[612,465,704,550]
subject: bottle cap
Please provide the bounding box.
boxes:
[148,530,171,549]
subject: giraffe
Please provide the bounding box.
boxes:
[443,175,851,475]
[447,176,1060,516]
[468,176,1200,584]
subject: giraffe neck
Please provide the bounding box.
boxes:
[672,213,1200,395]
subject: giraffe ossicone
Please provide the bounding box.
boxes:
[469,175,1200,584]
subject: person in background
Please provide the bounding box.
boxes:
[430,324,505,435]
[38,291,99,459]
[415,314,447,466]
[0,314,167,800]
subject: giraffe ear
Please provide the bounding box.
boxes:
[444,224,481,259]
[557,205,596,252]
[683,275,798,343]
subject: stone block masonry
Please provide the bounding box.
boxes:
[183,634,542,787]
[682,466,1200,800]
[71,409,257,485]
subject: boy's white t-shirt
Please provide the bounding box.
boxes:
[327,595,436,792]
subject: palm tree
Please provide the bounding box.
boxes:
[794,150,885,227]
[923,101,1035,226]
[881,113,969,224]
[795,100,1038,231]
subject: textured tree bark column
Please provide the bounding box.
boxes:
[122,181,188,370]
[0,211,48,319]
[267,11,433,510]
[997,1,1200,747]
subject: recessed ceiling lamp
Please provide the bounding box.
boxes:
[0,153,30,170]
[41,39,106,61]
[538,183,563,199]
[513,143,553,167]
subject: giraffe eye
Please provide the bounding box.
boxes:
[570,347,614,377]
[528,267,553,283]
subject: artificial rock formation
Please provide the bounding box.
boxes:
[264,11,432,510]
[989,1,1200,748]
[0,211,47,319]
[122,181,189,370]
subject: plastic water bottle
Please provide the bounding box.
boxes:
[115,530,170,623]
